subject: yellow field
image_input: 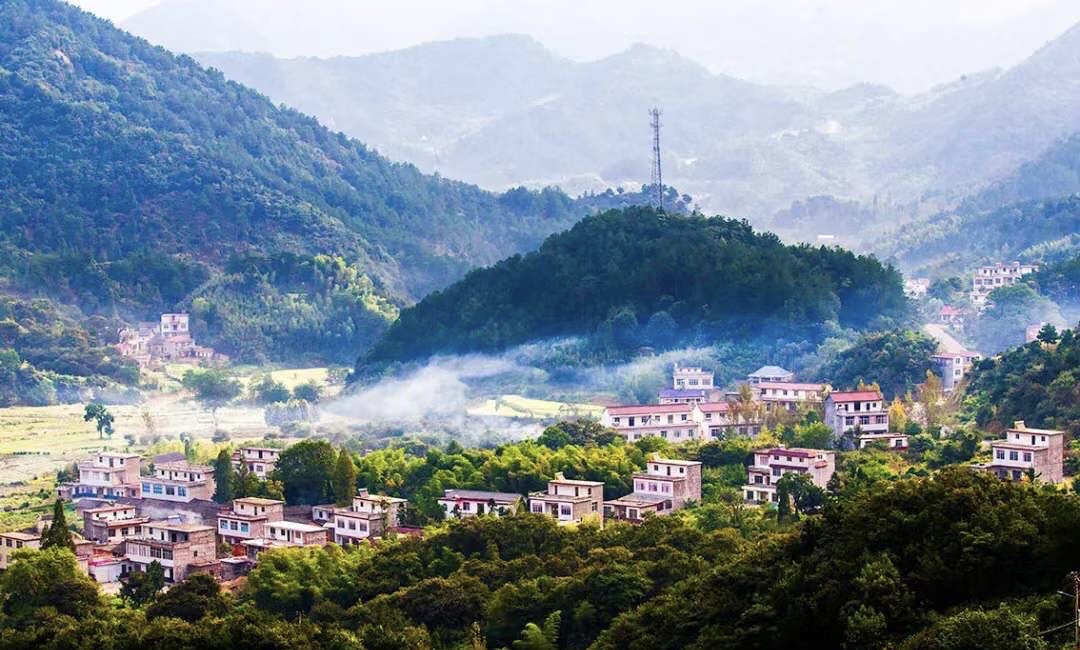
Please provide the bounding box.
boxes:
[468,394,603,419]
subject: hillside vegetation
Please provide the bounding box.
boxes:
[0,0,599,365]
[362,207,908,366]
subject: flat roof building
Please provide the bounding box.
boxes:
[528,474,604,526]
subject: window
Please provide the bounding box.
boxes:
[165,486,175,496]
[219,520,227,529]
[152,484,163,494]
[560,505,572,517]
[996,450,1005,460]
[1009,451,1019,461]
[142,483,150,493]
[240,523,249,532]
[1023,452,1032,462]
[531,504,543,513]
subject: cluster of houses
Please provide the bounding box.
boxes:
[115,313,228,369]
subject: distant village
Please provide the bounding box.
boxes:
[115,313,228,369]
[2,355,1064,588]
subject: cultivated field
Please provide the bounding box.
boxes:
[468,394,603,419]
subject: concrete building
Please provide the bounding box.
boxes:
[231,447,281,480]
[437,489,523,519]
[123,520,217,582]
[698,402,762,438]
[932,351,982,392]
[971,262,1039,307]
[528,474,604,526]
[938,305,965,328]
[0,531,40,570]
[754,382,830,412]
[857,433,910,450]
[60,452,142,500]
[672,365,714,390]
[824,390,888,438]
[217,497,285,546]
[980,421,1064,484]
[140,460,214,502]
[323,489,408,545]
[743,447,836,504]
[601,403,701,443]
[82,504,149,543]
[604,458,702,523]
[657,388,709,405]
[747,365,794,385]
[242,521,327,561]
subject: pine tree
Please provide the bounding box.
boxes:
[40,499,74,551]
[333,448,357,506]
[212,449,235,504]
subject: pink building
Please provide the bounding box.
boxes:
[980,421,1064,484]
[82,504,149,543]
[604,458,702,523]
[437,489,523,518]
[123,520,217,582]
[60,452,142,500]
[528,474,604,526]
[319,489,408,545]
[743,447,835,504]
[140,460,215,502]
[0,531,40,570]
[231,447,281,479]
[824,390,888,438]
[217,497,285,546]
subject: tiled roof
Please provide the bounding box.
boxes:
[697,402,731,412]
[828,390,882,402]
[757,382,827,391]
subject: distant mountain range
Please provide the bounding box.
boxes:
[184,24,1080,247]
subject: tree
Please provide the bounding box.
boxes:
[213,448,236,503]
[512,610,561,650]
[0,546,101,622]
[292,381,323,403]
[274,440,337,505]
[1036,323,1059,345]
[83,402,114,439]
[40,498,74,551]
[888,397,909,432]
[145,573,227,622]
[250,375,291,404]
[120,560,165,606]
[972,284,1063,353]
[919,370,945,430]
[821,330,937,399]
[333,448,358,506]
[182,369,242,428]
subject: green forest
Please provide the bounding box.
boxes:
[362,207,908,367]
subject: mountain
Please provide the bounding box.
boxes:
[188,22,1080,244]
[0,0,599,365]
[360,207,907,367]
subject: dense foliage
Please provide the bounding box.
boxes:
[964,323,1080,435]
[819,329,937,399]
[970,284,1063,354]
[0,0,600,364]
[362,208,908,365]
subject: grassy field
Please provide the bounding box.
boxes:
[468,394,603,419]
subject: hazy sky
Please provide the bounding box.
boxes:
[71,0,1080,92]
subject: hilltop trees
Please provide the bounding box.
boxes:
[820,330,936,399]
[273,440,338,505]
[40,499,74,551]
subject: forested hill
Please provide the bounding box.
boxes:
[361,207,908,366]
[0,0,603,363]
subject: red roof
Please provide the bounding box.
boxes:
[757,382,827,391]
[828,391,882,402]
[605,403,694,416]
[697,402,731,413]
[939,305,963,316]
[758,448,820,459]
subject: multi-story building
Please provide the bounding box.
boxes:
[242,521,328,561]
[528,474,604,526]
[932,351,982,392]
[231,447,281,480]
[82,504,149,543]
[601,403,701,443]
[320,489,408,545]
[980,421,1064,484]
[824,390,888,438]
[672,365,714,390]
[743,447,836,504]
[938,305,965,328]
[657,388,709,405]
[123,520,217,582]
[971,262,1039,307]
[604,458,702,523]
[437,489,523,518]
[857,433,910,450]
[747,365,794,385]
[754,382,830,412]
[140,460,215,502]
[217,497,285,546]
[698,402,762,438]
[0,531,40,570]
[59,452,142,500]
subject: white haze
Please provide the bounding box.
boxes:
[74,0,1080,93]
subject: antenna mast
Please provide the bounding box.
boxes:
[649,107,663,210]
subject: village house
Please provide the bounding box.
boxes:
[82,504,149,543]
[970,262,1039,307]
[317,489,408,545]
[903,277,930,298]
[743,447,836,504]
[231,447,281,480]
[217,497,285,546]
[932,351,982,392]
[528,474,604,526]
[116,312,228,368]
[672,364,714,390]
[747,365,794,385]
[938,305,965,329]
[657,388,709,405]
[59,451,142,500]
[123,520,217,582]
[823,390,889,438]
[601,403,701,442]
[979,421,1064,484]
[437,489,524,518]
[604,458,702,523]
[0,531,40,570]
[698,401,762,438]
[857,432,910,450]
[754,382,830,412]
[242,521,327,561]
[140,460,215,502]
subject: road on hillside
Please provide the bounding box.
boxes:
[923,323,970,354]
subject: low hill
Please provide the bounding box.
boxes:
[360,207,907,366]
[0,0,601,364]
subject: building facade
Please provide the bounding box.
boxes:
[754,382,829,412]
[437,489,523,518]
[322,489,408,545]
[0,531,40,570]
[824,390,888,438]
[857,433,910,450]
[743,447,836,504]
[604,458,702,523]
[60,452,142,500]
[140,461,215,502]
[528,474,604,526]
[932,351,982,392]
[123,521,217,582]
[971,262,1039,307]
[747,365,794,385]
[981,421,1064,484]
[217,497,285,546]
[82,504,149,543]
[672,365,714,390]
[231,447,281,480]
